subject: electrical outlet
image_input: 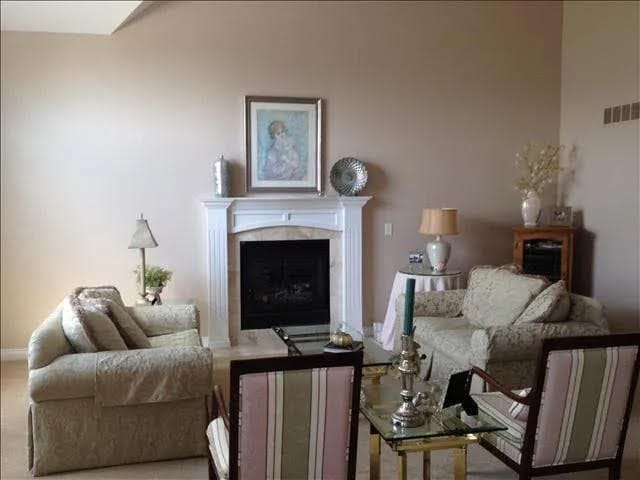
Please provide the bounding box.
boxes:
[384,223,393,237]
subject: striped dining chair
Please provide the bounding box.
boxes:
[470,334,639,480]
[207,352,363,480]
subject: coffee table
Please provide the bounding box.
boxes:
[361,380,507,480]
[272,323,392,383]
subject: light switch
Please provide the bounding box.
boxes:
[384,223,393,237]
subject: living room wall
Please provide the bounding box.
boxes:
[0,1,562,349]
[559,1,639,331]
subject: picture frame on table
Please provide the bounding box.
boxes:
[245,96,323,194]
[549,206,573,226]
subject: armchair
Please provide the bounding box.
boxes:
[28,301,212,476]
[471,334,640,480]
[207,352,363,480]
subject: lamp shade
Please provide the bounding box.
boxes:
[419,208,458,235]
[128,215,158,249]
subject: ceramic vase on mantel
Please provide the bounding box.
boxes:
[521,190,542,227]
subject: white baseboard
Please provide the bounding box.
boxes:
[1,348,27,362]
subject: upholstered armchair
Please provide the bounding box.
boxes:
[28,299,213,476]
[207,352,363,480]
[471,334,639,480]
[395,266,609,390]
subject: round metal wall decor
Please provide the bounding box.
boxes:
[329,157,368,196]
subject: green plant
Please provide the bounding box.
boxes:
[134,265,173,288]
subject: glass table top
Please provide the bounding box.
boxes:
[361,381,507,442]
[272,323,392,367]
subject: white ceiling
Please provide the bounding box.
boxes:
[0,0,144,35]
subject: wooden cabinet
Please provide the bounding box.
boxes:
[513,227,575,291]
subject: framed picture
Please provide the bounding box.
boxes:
[245,96,323,193]
[549,206,573,226]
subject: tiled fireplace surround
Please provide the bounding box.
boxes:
[203,196,371,348]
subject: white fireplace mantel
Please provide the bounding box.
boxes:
[202,195,371,349]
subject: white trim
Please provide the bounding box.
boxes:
[202,195,371,349]
[1,348,27,361]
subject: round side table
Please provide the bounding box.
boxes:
[376,265,463,350]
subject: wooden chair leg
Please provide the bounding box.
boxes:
[609,465,621,480]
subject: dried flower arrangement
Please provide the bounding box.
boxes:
[514,142,563,197]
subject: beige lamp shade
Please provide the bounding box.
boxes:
[128,214,158,249]
[419,208,458,236]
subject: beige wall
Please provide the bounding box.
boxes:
[559,1,639,331]
[0,1,562,348]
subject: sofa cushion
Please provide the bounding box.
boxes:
[149,329,201,348]
[207,417,229,479]
[473,391,527,443]
[62,295,128,353]
[509,388,531,421]
[462,266,549,328]
[75,286,125,307]
[515,281,570,324]
[95,299,151,349]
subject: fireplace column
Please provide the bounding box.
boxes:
[203,198,233,349]
[340,197,370,334]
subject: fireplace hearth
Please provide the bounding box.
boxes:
[240,239,330,329]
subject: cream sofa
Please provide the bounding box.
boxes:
[28,301,213,476]
[395,267,609,391]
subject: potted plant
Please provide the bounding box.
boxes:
[134,265,173,296]
[514,142,563,226]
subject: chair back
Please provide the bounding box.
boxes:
[228,352,363,480]
[524,334,639,469]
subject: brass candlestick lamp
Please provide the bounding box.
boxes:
[128,214,158,305]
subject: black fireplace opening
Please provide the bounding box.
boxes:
[240,239,330,330]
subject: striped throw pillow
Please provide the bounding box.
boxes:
[207,417,229,479]
[509,388,531,421]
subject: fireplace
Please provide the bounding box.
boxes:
[203,196,370,348]
[240,239,330,329]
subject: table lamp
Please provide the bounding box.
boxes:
[128,214,158,304]
[419,208,458,273]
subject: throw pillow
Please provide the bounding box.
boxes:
[461,266,549,328]
[75,286,125,307]
[515,280,570,324]
[509,388,531,421]
[93,299,151,349]
[62,295,128,352]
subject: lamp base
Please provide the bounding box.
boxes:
[426,236,451,273]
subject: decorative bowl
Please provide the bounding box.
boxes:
[329,157,368,196]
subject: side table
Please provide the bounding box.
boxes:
[376,265,463,350]
[362,381,507,480]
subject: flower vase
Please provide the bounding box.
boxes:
[521,191,541,227]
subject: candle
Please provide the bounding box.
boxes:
[403,278,416,336]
